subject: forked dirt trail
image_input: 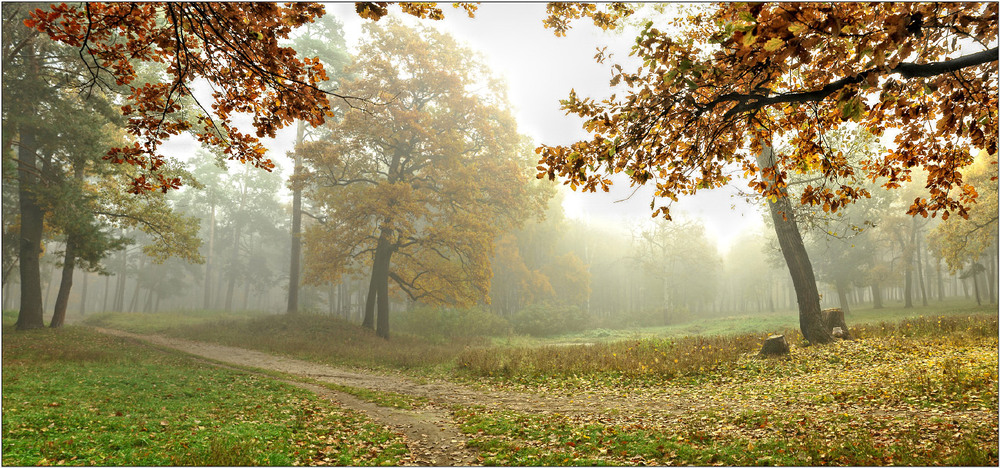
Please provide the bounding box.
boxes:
[91,327,683,466]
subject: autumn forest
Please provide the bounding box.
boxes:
[2,2,998,466]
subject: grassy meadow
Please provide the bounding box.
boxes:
[4,302,998,466]
[1,325,406,466]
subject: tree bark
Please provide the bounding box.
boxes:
[287,120,306,315]
[15,125,45,330]
[49,238,76,328]
[757,146,832,344]
[368,231,395,339]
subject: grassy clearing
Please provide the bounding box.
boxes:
[1,326,407,466]
[457,313,998,388]
[494,300,994,347]
[83,309,270,334]
[85,312,476,375]
[455,315,999,466]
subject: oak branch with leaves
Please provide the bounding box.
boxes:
[537,2,997,221]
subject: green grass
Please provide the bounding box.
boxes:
[494,299,994,347]
[84,312,475,374]
[1,326,407,466]
[83,309,270,334]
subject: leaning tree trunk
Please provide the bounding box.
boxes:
[15,124,45,331]
[757,145,832,345]
[50,237,76,328]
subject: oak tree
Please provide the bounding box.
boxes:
[537,2,998,343]
[299,21,545,338]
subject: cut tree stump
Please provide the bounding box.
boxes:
[821,308,852,340]
[759,334,790,356]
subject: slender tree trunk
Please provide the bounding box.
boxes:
[50,238,76,328]
[915,231,928,306]
[102,271,110,312]
[988,247,997,305]
[203,201,215,310]
[757,146,832,344]
[113,249,127,311]
[79,270,88,316]
[903,236,915,308]
[972,268,983,306]
[15,125,45,330]
[287,120,306,315]
[871,281,884,309]
[835,279,851,315]
[127,255,146,312]
[936,258,945,302]
[362,271,377,329]
[225,188,247,312]
[375,251,391,339]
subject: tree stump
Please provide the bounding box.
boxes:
[759,334,790,356]
[821,308,852,340]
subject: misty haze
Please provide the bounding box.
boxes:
[3,2,997,466]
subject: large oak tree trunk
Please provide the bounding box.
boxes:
[15,125,45,331]
[757,146,832,345]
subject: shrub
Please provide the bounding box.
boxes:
[509,304,592,337]
[392,306,511,342]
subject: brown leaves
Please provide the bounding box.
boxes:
[537,2,998,219]
[25,2,336,193]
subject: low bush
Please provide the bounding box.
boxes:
[510,304,593,337]
[392,306,511,342]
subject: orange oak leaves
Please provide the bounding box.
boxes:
[538,3,998,221]
[24,2,344,193]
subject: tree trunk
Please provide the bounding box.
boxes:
[79,270,88,316]
[50,238,76,328]
[102,271,110,312]
[915,230,928,306]
[936,258,945,302]
[367,232,394,339]
[15,125,45,330]
[757,146,832,345]
[988,247,997,305]
[972,268,982,306]
[904,224,915,308]
[362,271,377,330]
[287,120,306,315]
[834,279,851,315]
[871,281,884,309]
[203,201,215,310]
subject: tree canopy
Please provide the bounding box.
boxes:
[299,21,546,338]
[537,2,997,221]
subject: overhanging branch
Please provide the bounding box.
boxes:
[720,47,999,119]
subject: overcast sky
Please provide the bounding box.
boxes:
[167,3,765,254]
